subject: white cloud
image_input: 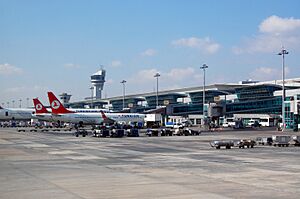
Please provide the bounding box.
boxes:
[64,63,80,69]
[171,37,220,54]
[131,67,197,84]
[165,67,195,81]
[111,60,122,67]
[4,85,49,94]
[250,66,290,81]
[0,63,23,75]
[134,69,160,81]
[259,15,300,34]
[233,16,300,54]
[106,78,114,85]
[127,67,201,92]
[1,85,50,107]
[141,49,157,56]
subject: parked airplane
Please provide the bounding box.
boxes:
[100,110,145,124]
[47,92,105,126]
[48,91,145,125]
[32,98,54,122]
[0,106,33,121]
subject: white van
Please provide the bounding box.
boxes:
[222,118,235,128]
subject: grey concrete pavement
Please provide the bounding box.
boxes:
[0,128,299,199]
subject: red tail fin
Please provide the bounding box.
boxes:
[100,110,108,119]
[33,98,49,114]
[100,110,115,123]
[47,92,74,114]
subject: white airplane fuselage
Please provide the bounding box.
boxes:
[105,113,145,123]
[51,112,104,125]
[0,108,34,121]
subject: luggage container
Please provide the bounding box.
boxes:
[146,129,159,136]
[127,128,139,137]
[256,137,273,145]
[111,129,125,138]
[160,129,173,136]
[272,135,291,147]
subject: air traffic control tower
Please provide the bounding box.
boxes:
[91,69,106,99]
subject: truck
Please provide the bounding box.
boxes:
[145,114,161,128]
[272,135,291,147]
[210,140,235,149]
[165,122,183,129]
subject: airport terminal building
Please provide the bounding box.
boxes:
[66,77,300,129]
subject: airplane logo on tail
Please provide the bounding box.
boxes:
[33,98,49,114]
[47,91,74,114]
[35,104,43,111]
[51,100,60,110]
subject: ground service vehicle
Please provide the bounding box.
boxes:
[160,129,173,136]
[236,139,256,148]
[75,129,88,137]
[292,135,300,146]
[93,129,110,137]
[210,140,234,149]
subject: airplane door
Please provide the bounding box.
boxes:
[5,111,8,117]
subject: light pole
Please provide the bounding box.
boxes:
[154,72,160,108]
[12,100,15,108]
[90,87,94,109]
[7,102,9,108]
[26,98,29,108]
[1,103,4,107]
[19,99,22,108]
[278,47,288,131]
[120,80,126,110]
[200,64,208,126]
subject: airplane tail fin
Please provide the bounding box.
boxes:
[47,91,74,114]
[100,110,108,120]
[100,110,115,124]
[33,98,49,114]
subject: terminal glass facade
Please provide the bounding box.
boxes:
[226,97,282,114]
[189,90,226,104]
[235,85,281,101]
[110,98,144,111]
[145,94,186,108]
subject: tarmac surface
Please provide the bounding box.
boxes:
[0,127,300,199]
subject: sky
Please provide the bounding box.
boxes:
[1,0,300,107]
